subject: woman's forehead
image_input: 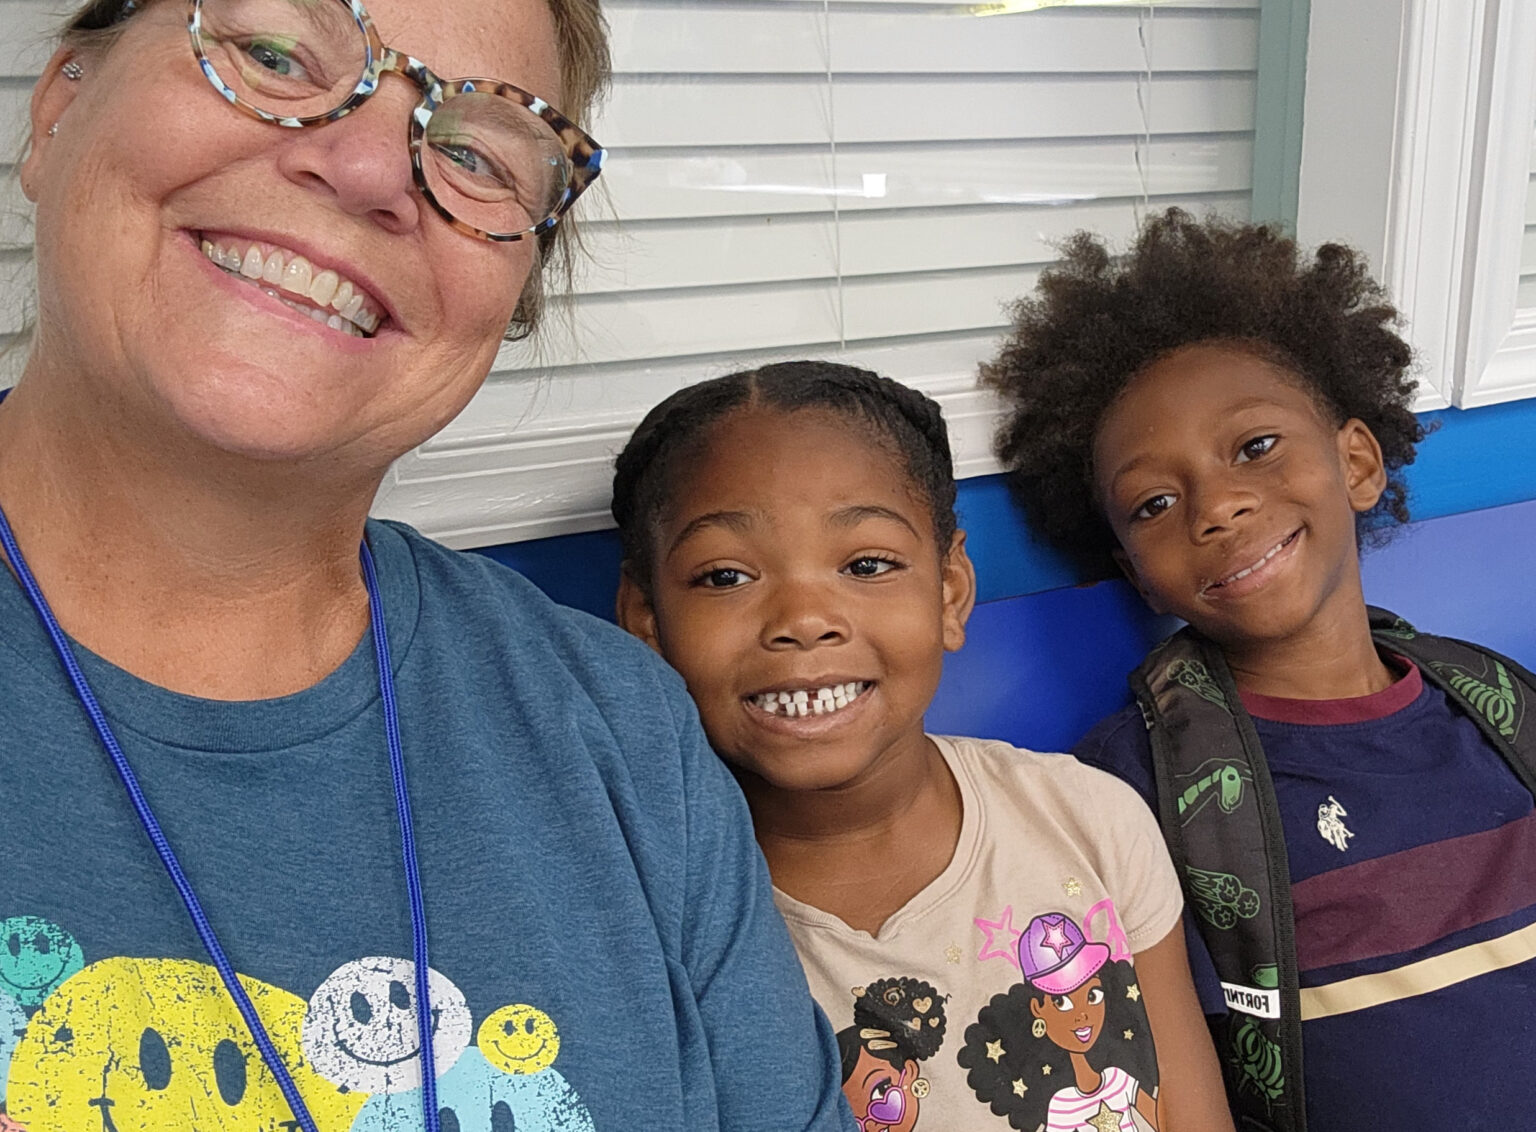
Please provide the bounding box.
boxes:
[368,0,560,92]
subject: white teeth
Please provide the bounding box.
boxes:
[1212,534,1294,589]
[309,269,339,308]
[201,237,380,337]
[283,256,313,296]
[751,682,869,718]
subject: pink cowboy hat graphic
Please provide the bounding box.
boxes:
[1019,913,1110,996]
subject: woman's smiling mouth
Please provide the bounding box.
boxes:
[196,233,385,337]
[1201,528,1302,599]
[1073,1025,1094,1044]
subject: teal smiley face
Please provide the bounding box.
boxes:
[0,917,84,1010]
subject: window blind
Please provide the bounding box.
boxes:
[0,0,1261,546]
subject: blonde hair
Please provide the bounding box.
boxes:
[53,0,611,336]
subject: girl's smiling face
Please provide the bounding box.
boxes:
[619,406,974,794]
[20,0,556,469]
[1029,976,1107,1055]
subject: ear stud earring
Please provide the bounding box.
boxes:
[47,123,59,136]
[62,61,84,80]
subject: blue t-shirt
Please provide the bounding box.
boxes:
[1076,660,1536,1130]
[0,519,850,1132]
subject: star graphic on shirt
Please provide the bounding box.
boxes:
[945,943,962,965]
[1062,876,1083,897]
[1039,917,1072,959]
[1011,1078,1028,1097]
[1086,1101,1122,1132]
[1040,1064,1052,1076]
[985,1039,1005,1063]
[1125,983,1141,1002]
[973,906,1023,969]
[1123,1029,1135,1040]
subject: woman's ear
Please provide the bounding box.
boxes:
[940,530,977,653]
[615,569,663,654]
[1339,417,1388,514]
[20,49,89,201]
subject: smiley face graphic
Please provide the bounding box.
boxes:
[477,1005,560,1076]
[303,957,472,1095]
[0,916,84,1010]
[351,1047,594,1132]
[5,956,364,1132]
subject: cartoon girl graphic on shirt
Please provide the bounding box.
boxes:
[836,976,948,1131]
[959,912,1159,1131]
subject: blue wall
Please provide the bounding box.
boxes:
[479,399,1536,752]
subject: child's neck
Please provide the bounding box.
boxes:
[1220,596,1397,700]
[741,733,962,937]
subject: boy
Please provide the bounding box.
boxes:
[985,208,1536,1131]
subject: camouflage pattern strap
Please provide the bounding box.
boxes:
[1368,607,1536,799]
[1133,631,1305,1132]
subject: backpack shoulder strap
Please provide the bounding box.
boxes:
[1132,630,1305,1132]
[1369,607,1536,797]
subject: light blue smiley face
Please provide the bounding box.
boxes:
[0,987,26,1105]
[0,917,84,1010]
[350,1048,594,1132]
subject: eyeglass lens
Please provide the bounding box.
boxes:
[197,0,573,234]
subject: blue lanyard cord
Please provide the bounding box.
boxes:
[0,504,437,1132]
[360,540,439,1127]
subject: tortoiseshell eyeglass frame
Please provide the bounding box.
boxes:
[186,0,605,242]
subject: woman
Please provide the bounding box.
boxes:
[0,0,849,1129]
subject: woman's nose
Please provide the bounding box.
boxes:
[274,86,421,234]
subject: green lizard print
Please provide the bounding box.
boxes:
[1230,1018,1284,1109]
[1431,660,1524,740]
[1173,759,1251,825]
[1374,617,1418,641]
[1186,866,1261,930]
[1164,659,1230,711]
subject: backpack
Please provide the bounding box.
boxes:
[1130,607,1536,1132]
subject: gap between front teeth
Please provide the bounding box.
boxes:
[201,238,381,336]
[753,681,869,718]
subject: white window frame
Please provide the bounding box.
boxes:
[1297,0,1536,411]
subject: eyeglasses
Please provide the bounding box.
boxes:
[187,0,605,242]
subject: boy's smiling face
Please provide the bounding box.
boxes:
[618,406,974,794]
[1093,343,1388,651]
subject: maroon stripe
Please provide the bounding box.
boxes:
[1292,810,1536,971]
[1241,657,1422,725]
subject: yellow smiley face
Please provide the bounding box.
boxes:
[6,957,365,1132]
[477,1005,560,1076]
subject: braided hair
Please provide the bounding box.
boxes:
[611,361,958,592]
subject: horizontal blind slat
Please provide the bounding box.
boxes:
[596,136,1253,220]
[593,74,1255,148]
[607,3,1256,75]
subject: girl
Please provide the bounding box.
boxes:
[612,361,1232,1131]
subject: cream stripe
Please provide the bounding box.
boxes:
[1300,920,1536,1021]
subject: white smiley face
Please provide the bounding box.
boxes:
[302,957,472,1094]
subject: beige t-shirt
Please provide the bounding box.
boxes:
[775,735,1183,1132]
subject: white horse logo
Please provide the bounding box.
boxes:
[1317,795,1354,852]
